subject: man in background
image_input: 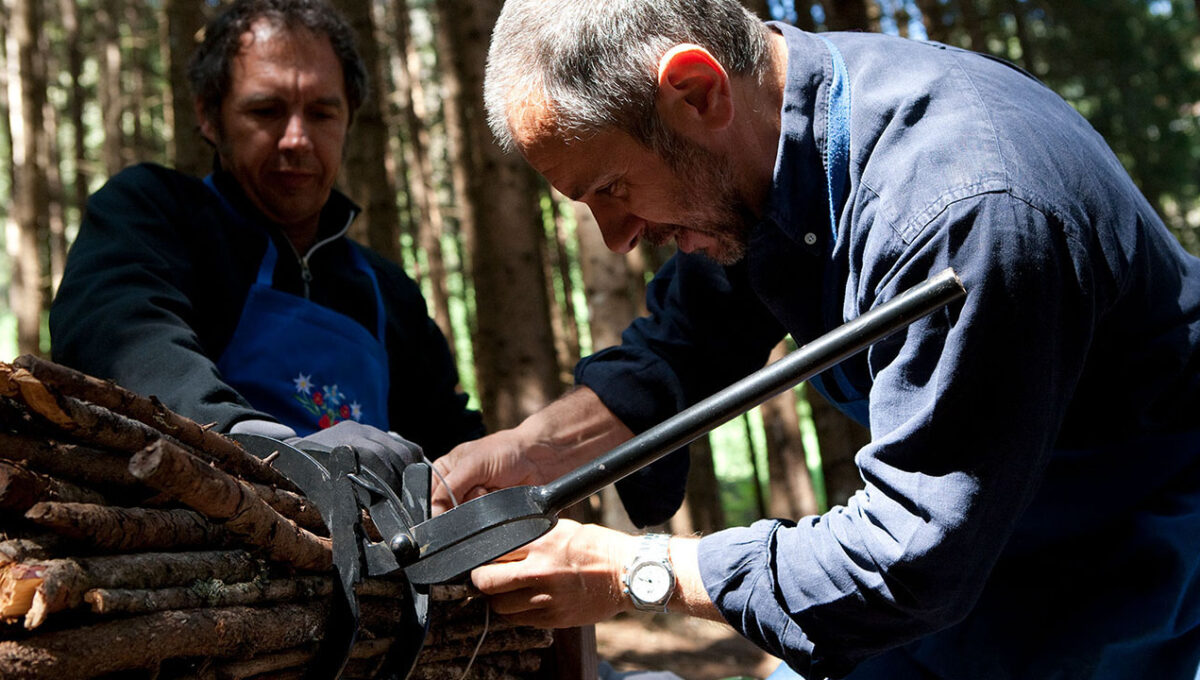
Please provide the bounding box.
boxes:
[51,0,482,467]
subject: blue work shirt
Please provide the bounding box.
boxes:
[575,23,1200,679]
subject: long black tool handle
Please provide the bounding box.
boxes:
[536,267,966,513]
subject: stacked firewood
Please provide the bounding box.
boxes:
[0,356,552,679]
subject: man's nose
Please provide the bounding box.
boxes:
[589,201,642,254]
[279,113,313,152]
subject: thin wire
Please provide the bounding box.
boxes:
[423,452,460,507]
[458,602,489,680]
[420,453,485,679]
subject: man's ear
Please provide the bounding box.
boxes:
[656,44,734,134]
[195,97,218,148]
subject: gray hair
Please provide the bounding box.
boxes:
[484,0,771,153]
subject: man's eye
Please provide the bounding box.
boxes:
[597,182,617,196]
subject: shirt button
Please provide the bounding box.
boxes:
[804,233,818,245]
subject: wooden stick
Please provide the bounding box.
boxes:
[0,535,72,566]
[0,461,107,511]
[0,432,140,491]
[0,602,330,679]
[84,575,333,615]
[14,355,300,492]
[25,502,228,552]
[1,550,262,627]
[128,439,331,571]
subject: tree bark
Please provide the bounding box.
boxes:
[162,0,207,176]
[7,0,48,357]
[0,603,330,679]
[332,0,404,263]
[128,438,332,572]
[762,344,819,518]
[0,463,106,511]
[806,386,868,508]
[434,0,562,430]
[97,0,125,177]
[84,574,333,616]
[391,0,456,350]
[25,502,228,552]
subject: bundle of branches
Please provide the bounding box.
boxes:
[0,356,552,679]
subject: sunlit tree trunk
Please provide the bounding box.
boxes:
[575,202,641,531]
[332,0,403,263]
[673,435,726,535]
[7,0,49,356]
[546,192,582,381]
[807,387,868,507]
[434,0,561,431]
[97,0,124,178]
[162,0,207,177]
[391,0,455,350]
[763,344,819,518]
[61,0,92,219]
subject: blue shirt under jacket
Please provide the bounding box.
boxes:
[574,23,1200,680]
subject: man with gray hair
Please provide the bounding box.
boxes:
[434,0,1200,678]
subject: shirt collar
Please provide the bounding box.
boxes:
[756,22,837,257]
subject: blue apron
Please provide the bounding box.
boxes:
[804,36,871,428]
[205,175,391,436]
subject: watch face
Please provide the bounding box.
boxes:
[629,562,672,603]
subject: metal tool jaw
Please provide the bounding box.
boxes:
[230,434,432,680]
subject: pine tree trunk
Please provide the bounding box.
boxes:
[162,0,207,177]
[332,0,403,263]
[806,387,868,508]
[60,0,92,230]
[575,202,641,531]
[391,0,456,350]
[97,0,124,178]
[8,0,48,356]
[762,344,818,518]
[434,0,562,430]
[681,435,725,535]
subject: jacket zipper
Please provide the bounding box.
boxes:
[283,211,358,299]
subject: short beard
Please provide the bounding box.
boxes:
[650,122,755,266]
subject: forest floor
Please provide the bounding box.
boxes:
[595,612,781,680]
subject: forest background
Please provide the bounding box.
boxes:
[1,0,1198,536]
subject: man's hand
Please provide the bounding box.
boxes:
[288,420,423,490]
[471,520,723,629]
[470,519,635,628]
[430,388,635,515]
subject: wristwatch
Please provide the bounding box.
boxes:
[621,533,676,613]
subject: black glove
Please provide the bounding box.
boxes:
[287,421,423,491]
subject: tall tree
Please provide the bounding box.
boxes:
[97,0,125,178]
[162,0,207,177]
[332,0,403,263]
[60,0,92,220]
[763,344,819,518]
[434,0,561,431]
[7,0,49,355]
[390,0,456,349]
